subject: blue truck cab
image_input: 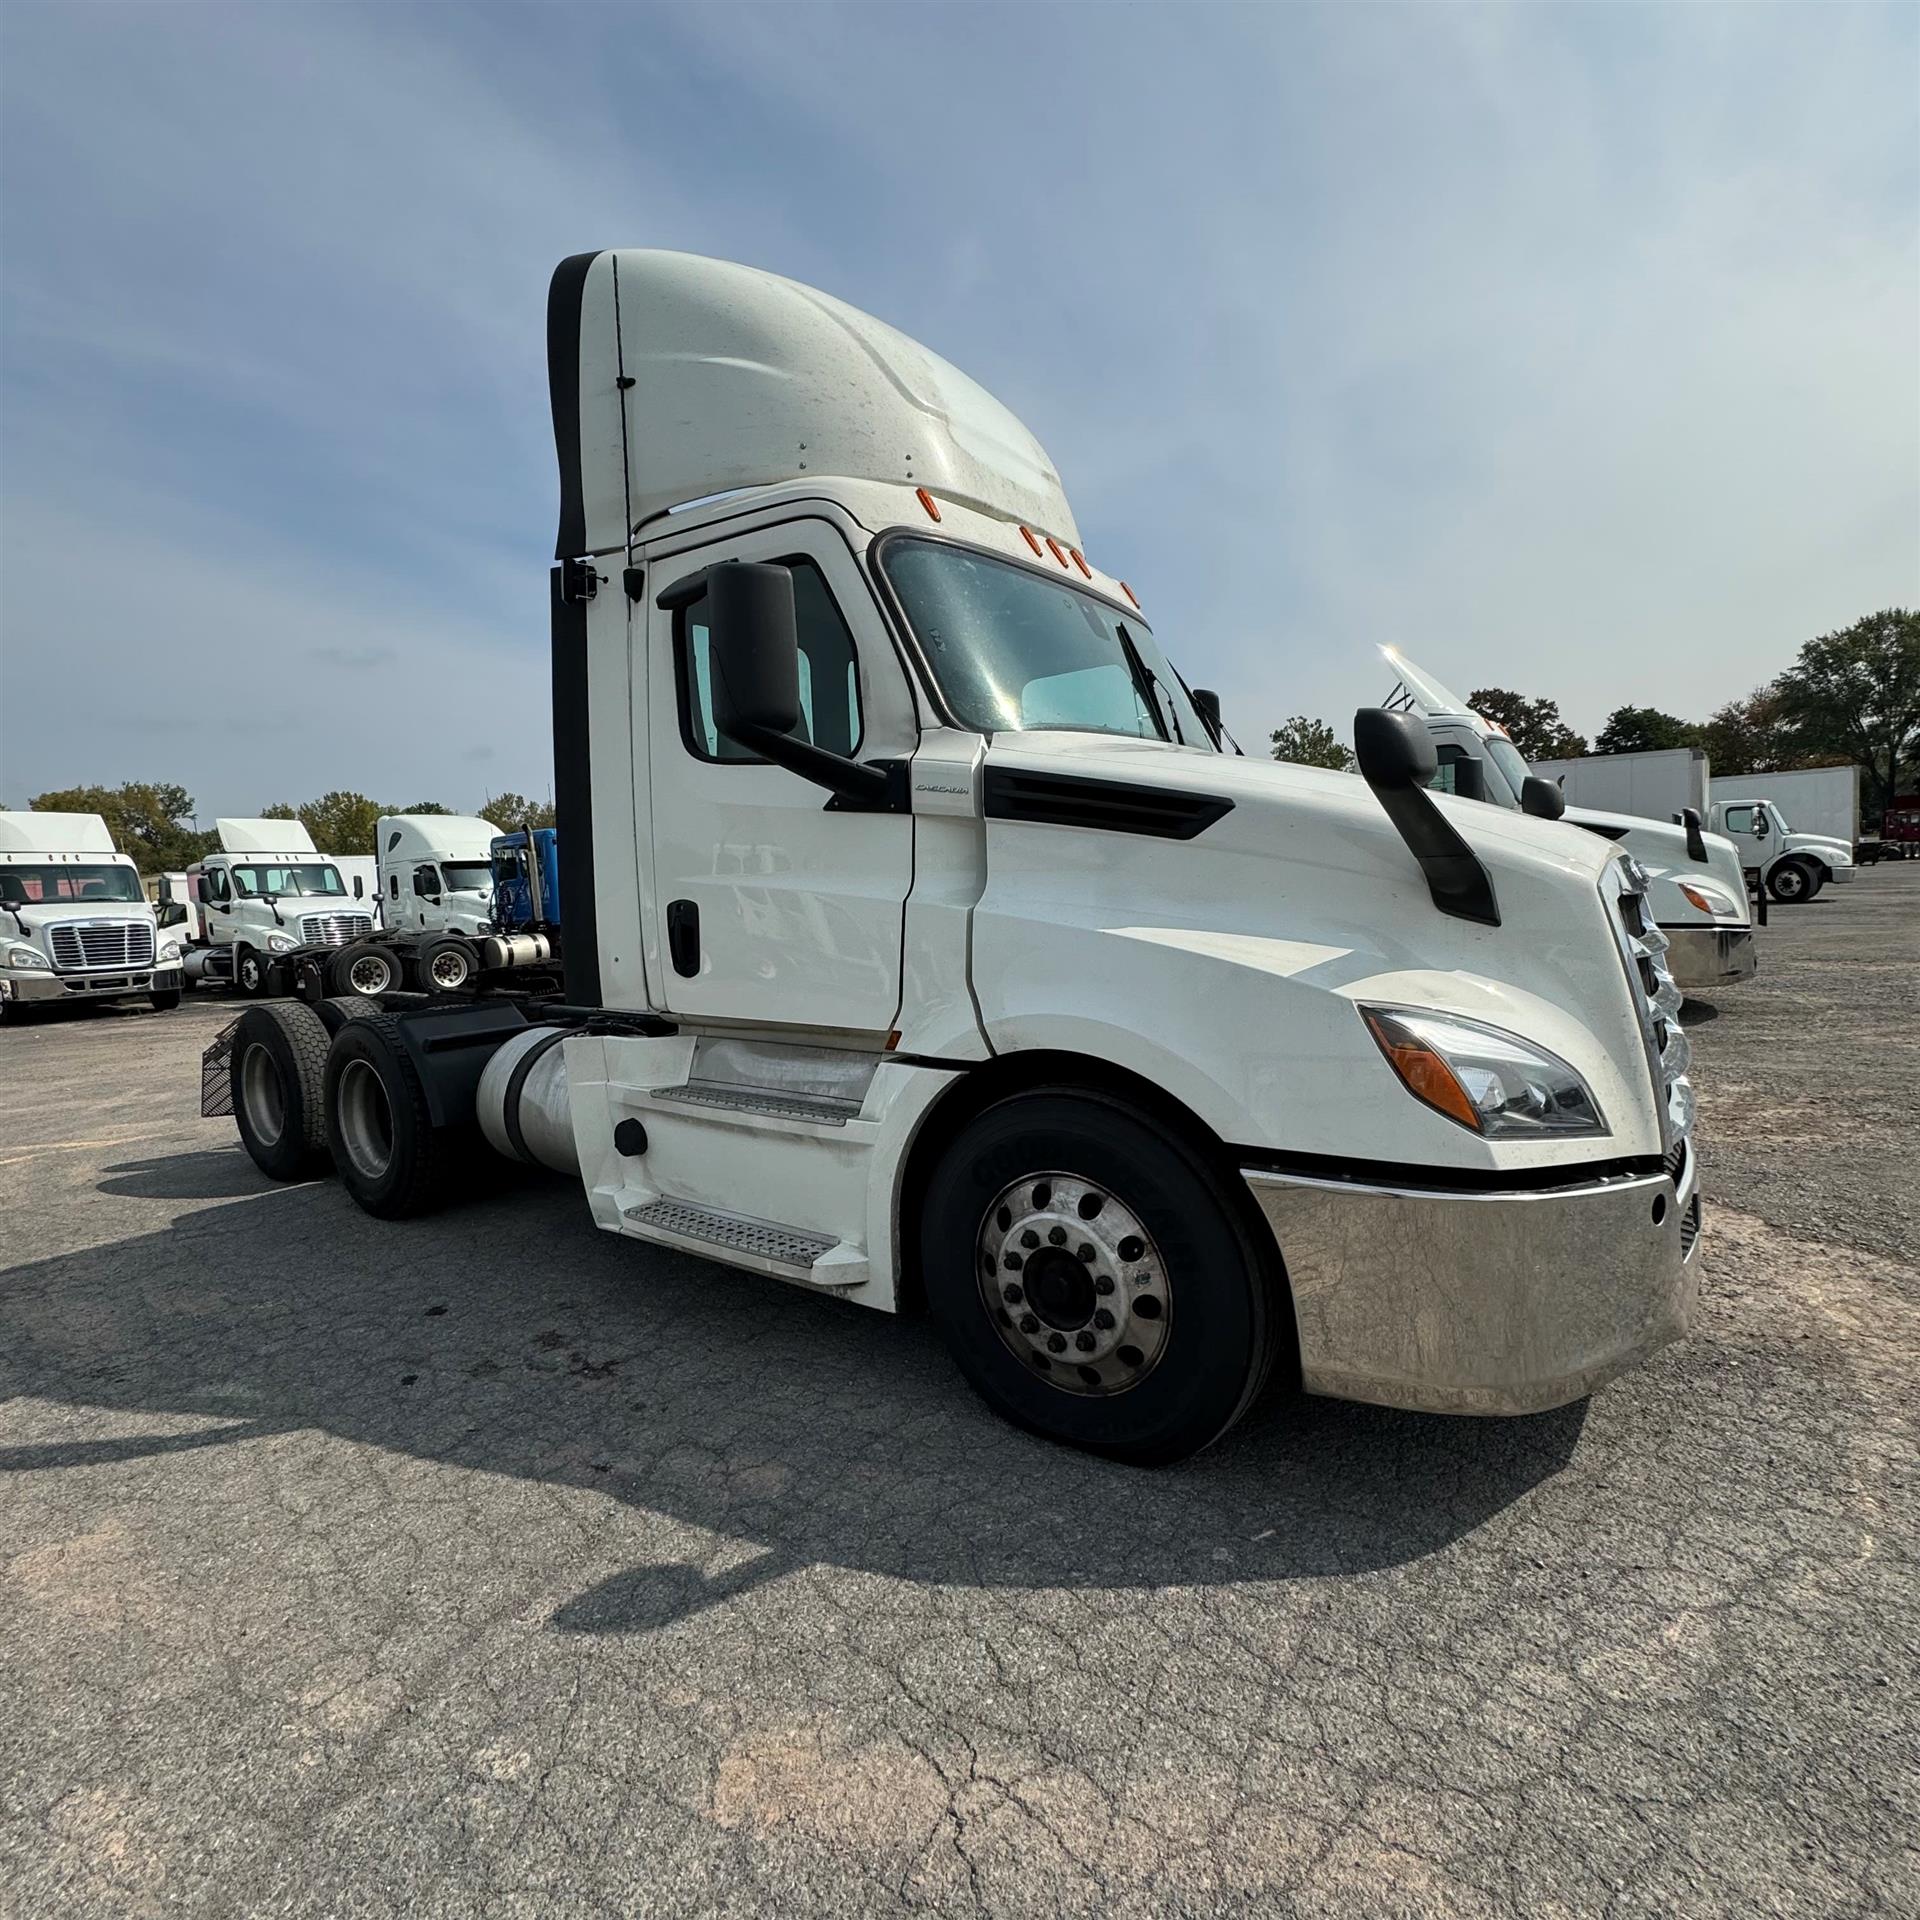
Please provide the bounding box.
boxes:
[489,828,560,934]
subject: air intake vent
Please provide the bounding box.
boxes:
[983,768,1233,841]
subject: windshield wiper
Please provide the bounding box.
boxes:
[1115,624,1177,743]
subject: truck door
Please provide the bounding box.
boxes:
[645,520,916,1034]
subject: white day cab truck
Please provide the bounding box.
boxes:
[1380,653,1759,992]
[205,251,1701,1463]
[1532,745,1855,905]
[1,812,184,1020]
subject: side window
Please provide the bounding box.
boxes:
[677,558,862,764]
[388,873,400,900]
[205,869,228,903]
[1723,807,1753,835]
[413,864,440,897]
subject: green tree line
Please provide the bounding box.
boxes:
[1269,609,1920,823]
[13,785,556,871]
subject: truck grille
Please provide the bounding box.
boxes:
[299,913,373,948]
[48,919,155,971]
[1606,857,1696,1158]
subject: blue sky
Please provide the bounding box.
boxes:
[2,1,1915,819]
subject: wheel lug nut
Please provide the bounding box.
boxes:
[1048,1225,1067,1246]
[1075,1330,1097,1352]
[1020,1229,1039,1250]
[1004,1253,1023,1271]
[1076,1243,1095,1263]
[1094,1275,1115,1296]
[1093,1307,1115,1330]
[1019,1313,1039,1335]
[1002,1284,1023,1305]
[1047,1333,1067,1354]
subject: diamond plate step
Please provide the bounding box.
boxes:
[620,1198,837,1270]
[649,1083,859,1127]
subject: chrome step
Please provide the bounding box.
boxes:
[648,1083,860,1127]
[620,1198,837,1270]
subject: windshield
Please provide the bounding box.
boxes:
[881,537,1212,747]
[1483,737,1533,808]
[440,861,493,892]
[231,863,345,898]
[0,863,143,906]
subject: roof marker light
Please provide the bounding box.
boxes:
[916,487,941,522]
[1019,526,1044,557]
[1120,581,1141,610]
[1069,548,1092,578]
[1044,535,1070,569]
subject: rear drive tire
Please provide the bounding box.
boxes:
[328,941,400,998]
[231,1001,332,1180]
[315,995,386,1039]
[418,935,477,993]
[324,1014,459,1218]
[1768,859,1816,904]
[919,1089,1287,1465]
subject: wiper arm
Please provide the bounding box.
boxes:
[1115,624,1174,743]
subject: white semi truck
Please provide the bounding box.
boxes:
[376,814,503,937]
[208,249,1702,1463]
[1381,653,1757,992]
[0,811,183,1018]
[1534,747,1855,904]
[185,819,376,995]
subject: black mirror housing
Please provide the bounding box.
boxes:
[1190,687,1223,741]
[707,562,801,740]
[1521,776,1566,821]
[1353,708,1439,790]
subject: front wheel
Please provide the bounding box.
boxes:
[149,988,182,1012]
[919,1090,1287,1465]
[234,947,270,997]
[1768,859,1817,904]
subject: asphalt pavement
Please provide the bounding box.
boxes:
[3,868,1916,1918]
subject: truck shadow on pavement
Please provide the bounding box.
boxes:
[4,1166,1589,1628]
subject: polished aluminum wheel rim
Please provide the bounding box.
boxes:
[239,1044,284,1145]
[335,1057,395,1180]
[347,953,390,994]
[976,1171,1171,1396]
[427,949,470,989]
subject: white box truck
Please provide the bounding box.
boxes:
[206,249,1702,1463]
[0,812,183,1018]
[1707,765,1859,852]
[1537,747,1856,905]
[1383,656,1756,992]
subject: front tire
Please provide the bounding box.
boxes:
[919,1090,1286,1465]
[1768,859,1817,904]
[149,989,182,1012]
[234,946,270,997]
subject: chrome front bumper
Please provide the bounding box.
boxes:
[1245,1154,1701,1416]
[0,967,177,1003]
[1661,925,1756,991]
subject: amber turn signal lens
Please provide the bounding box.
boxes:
[916,487,941,521]
[1361,1008,1483,1132]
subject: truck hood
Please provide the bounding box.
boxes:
[1565,807,1750,927]
[1787,833,1852,863]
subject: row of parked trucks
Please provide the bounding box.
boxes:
[1,810,561,1020]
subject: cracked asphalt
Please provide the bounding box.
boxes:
[3,868,1916,1918]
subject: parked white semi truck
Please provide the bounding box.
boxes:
[1,812,183,1018]
[209,250,1701,1463]
[185,819,376,995]
[1381,653,1757,991]
[376,815,503,937]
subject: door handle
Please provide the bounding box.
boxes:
[667,899,700,977]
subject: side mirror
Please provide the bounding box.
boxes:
[156,901,189,929]
[353,876,364,898]
[1521,776,1565,821]
[707,562,801,740]
[1677,806,1707,864]
[1353,708,1438,789]
[1452,757,1487,803]
[1190,687,1223,742]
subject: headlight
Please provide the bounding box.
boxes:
[1361,1005,1608,1139]
[1676,881,1743,922]
[4,943,51,971]
[265,933,297,953]
[157,937,183,963]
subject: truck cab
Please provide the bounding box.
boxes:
[217,250,1704,1463]
[189,819,373,994]
[375,815,503,936]
[1382,650,1756,991]
[1709,797,1855,903]
[0,811,182,1017]
[488,827,559,935]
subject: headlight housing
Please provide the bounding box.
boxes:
[265,932,297,954]
[157,936,183,963]
[1361,1005,1608,1139]
[1676,881,1744,922]
[4,943,51,971]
